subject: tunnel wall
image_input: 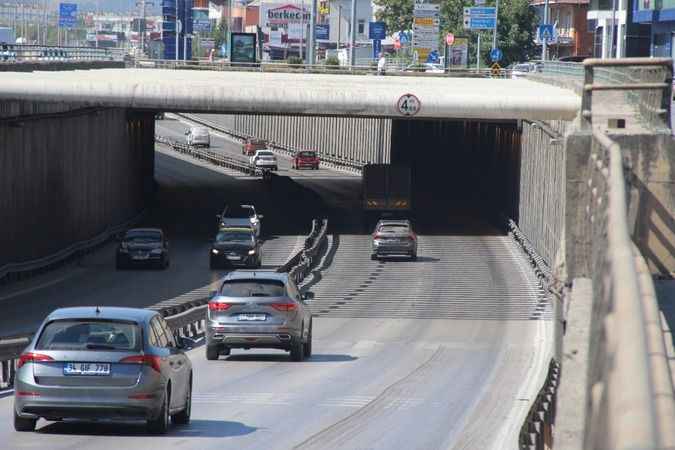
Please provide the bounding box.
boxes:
[518,120,571,267]
[210,114,391,165]
[0,107,154,269]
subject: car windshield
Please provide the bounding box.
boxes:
[298,151,317,158]
[36,319,141,351]
[216,231,254,243]
[220,279,286,297]
[224,206,254,218]
[257,151,274,157]
[125,231,161,243]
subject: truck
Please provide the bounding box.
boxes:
[362,164,412,217]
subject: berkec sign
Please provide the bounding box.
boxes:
[260,3,311,28]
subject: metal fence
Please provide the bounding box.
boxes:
[0,44,121,62]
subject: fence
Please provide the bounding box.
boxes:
[0,44,120,62]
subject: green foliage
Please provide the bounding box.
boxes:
[375,0,538,67]
[211,21,228,49]
[325,56,340,66]
[287,56,305,65]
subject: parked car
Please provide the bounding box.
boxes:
[371,219,417,260]
[250,150,278,171]
[210,227,262,269]
[510,62,541,79]
[185,126,210,147]
[116,228,170,270]
[13,307,193,434]
[217,204,262,237]
[292,150,320,170]
[205,271,313,361]
[242,138,267,156]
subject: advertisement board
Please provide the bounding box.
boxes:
[230,32,257,63]
[315,23,329,40]
[448,37,468,67]
[260,3,310,29]
[193,8,210,32]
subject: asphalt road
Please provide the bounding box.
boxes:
[0,123,553,449]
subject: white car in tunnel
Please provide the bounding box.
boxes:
[185,126,210,148]
[250,150,278,171]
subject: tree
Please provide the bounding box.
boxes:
[375,0,539,67]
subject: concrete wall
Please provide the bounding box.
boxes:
[0,107,153,268]
[0,61,124,73]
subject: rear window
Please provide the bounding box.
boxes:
[225,206,254,218]
[379,224,410,233]
[191,127,209,135]
[298,151,317,158]
[257,151,274,157]
[36,319,141,351]
[219,280,286,297]
[125,230,161,242]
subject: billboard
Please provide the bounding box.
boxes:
[230,32,257,63]
[260,3,310,29]
[192,7,210,32]
[58,3,77,29]
[448,37,468,67]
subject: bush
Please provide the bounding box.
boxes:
[325,56,340,66]
[287,56,304,65]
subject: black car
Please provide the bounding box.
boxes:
[116,228,170,270]
[210,227,262,269]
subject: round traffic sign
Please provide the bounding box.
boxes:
[446,33,455,46]
[490,48,502,63]
[396,93,421,117]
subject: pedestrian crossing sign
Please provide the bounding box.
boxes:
[538,24,555,43]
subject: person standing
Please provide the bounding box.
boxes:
[377,52,386,75]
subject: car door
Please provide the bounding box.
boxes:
[150,317,185,410]
[159,318,189,409]
[287,279,310,336]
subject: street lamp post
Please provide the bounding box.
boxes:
[349,0,356,66]
[176,19,182,61]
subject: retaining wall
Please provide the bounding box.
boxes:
[0,107,154,268]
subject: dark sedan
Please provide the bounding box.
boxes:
[116,228,170,270]
[210,227,262,269]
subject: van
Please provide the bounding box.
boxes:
[185,126,210,148]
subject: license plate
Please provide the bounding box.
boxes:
[63,362,111,376]
[238,314,266,321]
[226,255,241,261]
[132,253,149,260]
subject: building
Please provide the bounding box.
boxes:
[633,0,675,56]
[161,0,193,60]
[585,0,649,57]
[531,0,593,58]
[326,0,373,48]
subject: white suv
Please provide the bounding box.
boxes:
[185,126,210,147]
[250,150,278,171]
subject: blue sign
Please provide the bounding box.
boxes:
[58,3,77,29]
[490,48,502,62]
[369,22,386,40]
[468,6,496,16]
[538,24,554,42]
[316,24,329,40]
[373,39,382,58]
[426,50,440,63]
[399,31,410,44]
[468,17,496,29]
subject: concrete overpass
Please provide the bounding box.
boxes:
[0,69,579,120]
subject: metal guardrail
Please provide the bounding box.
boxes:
[0,44,121,62]
[277,219,329,285]
[0,210,145,285]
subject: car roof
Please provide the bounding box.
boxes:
[218,227,254,232]
[222,270,289,283]
[377,220,411,226]
[46,307,156,323]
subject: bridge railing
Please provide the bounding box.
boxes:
[581,58,675,449]
[0,44,121,63]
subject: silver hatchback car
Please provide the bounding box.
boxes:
[13,307,193,434]
[205,271,313,361]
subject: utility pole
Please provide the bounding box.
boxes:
[176,19,181,61]
[541,0,549,61]
[349,0,356,66]
[492,0,499,50]
[337,5,341,50]
[610,0,617,57]
[308,0,317,64]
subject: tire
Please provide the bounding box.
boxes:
[206,344,220,360]
[290,335,305,361]
[370,254,378,261]
[14,409,36,432]
[221,347,231,356]
[171,377,191,425]
[303,322,312,358]
[147,388,170,434]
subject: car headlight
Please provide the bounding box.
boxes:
[151,249,163,255]
[211,249,219,255]
[248,249,256,255]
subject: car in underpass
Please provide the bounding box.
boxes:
[217,204,262,237]
[292,150,320,170]
[185,126,210,148]
[205,271,312,362]
[116,228,170,270]
[210,227,262,269]
[250,150,278,171]
[13,307,193,434]
[242,138,267,156]
[371,219,418,261]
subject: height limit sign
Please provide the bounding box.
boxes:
[397,93,421,117]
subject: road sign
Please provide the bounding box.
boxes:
[58,3,77,29]
[538,24,554,42]
[491,62,501,76]
[369,22,386,40]
[490,48,502,62]
[463,7,496,30]
[399,31,410,44]
[396,93,421,117]
[475,0,486,4]
[373,39,382,58]
[316,24,329,40]
[446,33,454,45]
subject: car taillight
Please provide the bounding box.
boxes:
[119,355,161,373]
[373,233,383,240]
[17,352,53,369]
[270,303,297,312]
[409,233,417,241]
[208,302,233,311]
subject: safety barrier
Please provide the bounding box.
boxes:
[0,210,144,286]
[0,44,120,63]
[277,219,329,285]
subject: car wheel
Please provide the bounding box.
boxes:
[172,377,191,425]
[221,347,231,356]
[290,335,305,361]
[206,344,220,360]
[14,409,36,432]
[303,321,313,358]
[370,254,378,261]
[147,388,170,434]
